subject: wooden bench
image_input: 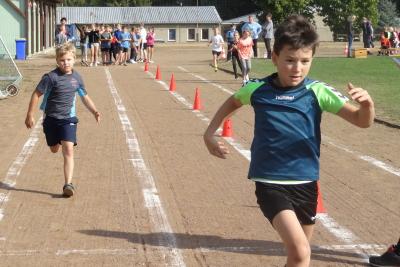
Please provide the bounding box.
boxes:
[377,47,400,56]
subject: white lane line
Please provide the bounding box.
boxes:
[323,135,400,177]
[0,243,387,257]
[179,65,400,178]
[0,118,42,222]
[150,69,372,260]
[178,66,234,95]
[105,68,186,267]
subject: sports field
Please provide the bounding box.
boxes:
[0,44,399,266]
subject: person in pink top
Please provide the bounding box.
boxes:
[146,27,155,63]
[237,29,254,85]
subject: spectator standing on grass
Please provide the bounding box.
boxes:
[368,19,375,49]
[361,17,373,55]
[262,13,274,59]
[346,15,356,58]
[225,24,236,61]
[229,31,243,80]
[237,29,253,85]
[242,15,262,58]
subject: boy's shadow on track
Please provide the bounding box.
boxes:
[0,182,64,199]
[78,230,368,266]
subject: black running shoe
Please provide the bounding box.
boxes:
[369,245,400,266]
[63,183,75,197]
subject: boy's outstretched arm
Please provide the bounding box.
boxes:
[25,89,43,129]
[81,95,100,123]
[337,83,375,128]
[203,96,242,159]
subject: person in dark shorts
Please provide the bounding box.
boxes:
[204,15,375,267]
[25,43,100,197]
[100,25,112,65]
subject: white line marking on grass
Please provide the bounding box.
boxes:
[393,58,400,68]
[105,68,186,267]
[0,118,42,222]
[149,68,373,260]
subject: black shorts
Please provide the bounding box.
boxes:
[212,50,221,56]
[114,44,121,53]
[255,181,318,225]
[101,47,110,52]
[147,44,154,48]
[43,116,78,146]
[122,47,129,53]
[141,43,148,50]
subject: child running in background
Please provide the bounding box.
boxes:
[237,28,254,85]
[100,25,112,65]
[208,27,224,72]
[203,15,375,267]
[230,31,243,80]
[120,26,131,66]
[146,27,155,63]
[25,43,100,197]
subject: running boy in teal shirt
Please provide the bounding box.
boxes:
[204,15,375,267]
[25,43,100,197]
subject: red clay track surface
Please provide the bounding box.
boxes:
[0,45,399,266]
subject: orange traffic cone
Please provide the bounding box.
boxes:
[169,73,176,91]
[193,87,201,110]
[316,181,326,213]
[144,62,149,72]
[222,119,233,137]
[344,44,349,56]
[155,65,161,80]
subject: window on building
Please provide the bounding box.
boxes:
[168,29,176,41]
[187,28,195,41]
[201,29,209,41]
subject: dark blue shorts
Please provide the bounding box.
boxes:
[43,116,78,147]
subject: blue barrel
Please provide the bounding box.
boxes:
[15,38,26,60]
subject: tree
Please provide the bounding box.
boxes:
[253,0,315,24]
[378,0,400,30]
[313,0,378,34]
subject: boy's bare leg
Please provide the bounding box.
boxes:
[273,210,311,267]
[302,224,314,241]
[61,141,74,185]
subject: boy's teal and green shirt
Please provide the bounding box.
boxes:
[234,73,347,182]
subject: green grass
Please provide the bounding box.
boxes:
[247,56,400,125]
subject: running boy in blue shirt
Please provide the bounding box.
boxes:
[204,15,375,267]
[25,43,100,197]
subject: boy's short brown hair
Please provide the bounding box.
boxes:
[273,15,319,55]
[56,42,76,59]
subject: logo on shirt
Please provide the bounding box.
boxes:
[275,95,295,101]
[70,78,79,89]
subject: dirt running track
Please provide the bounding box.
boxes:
[0,45,399,267]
